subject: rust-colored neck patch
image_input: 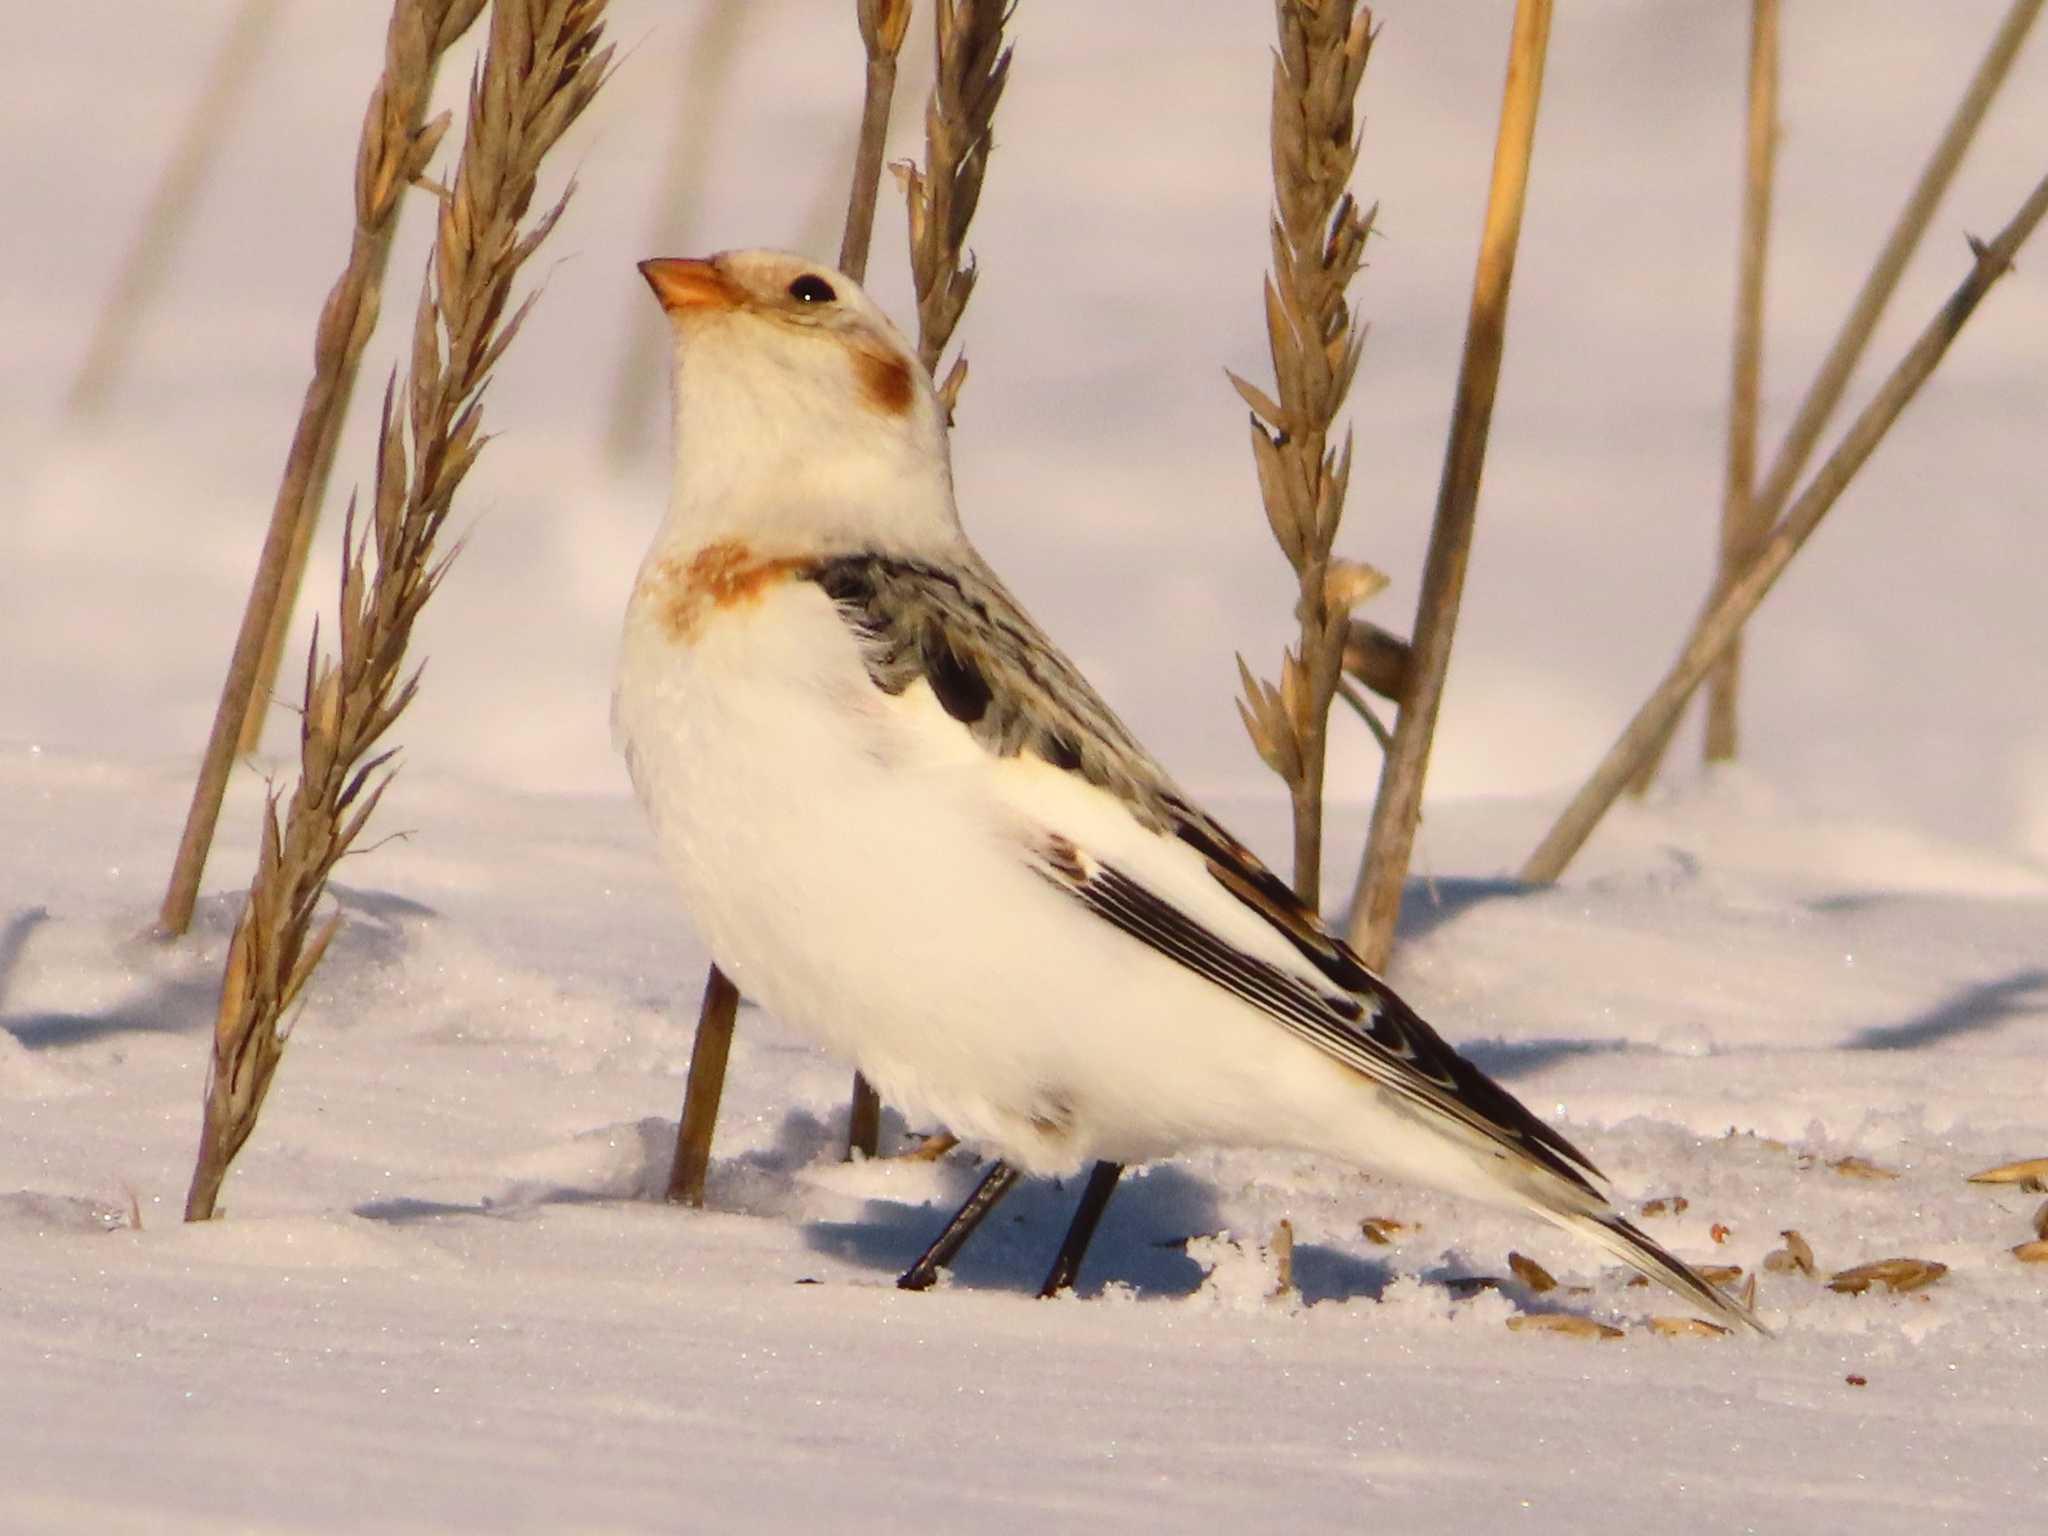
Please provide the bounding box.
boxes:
[851,343,915,416]
[641,539,810,643]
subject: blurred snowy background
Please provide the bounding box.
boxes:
[6,0,2045,871]
[4,5,2047,1531]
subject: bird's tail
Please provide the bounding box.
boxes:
[1548,1207,1769,1335]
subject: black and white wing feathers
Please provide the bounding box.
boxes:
[805,549,1601,1198]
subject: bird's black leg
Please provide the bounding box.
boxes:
[897,1160,1022,1291]
[1037,1160,1124,1298]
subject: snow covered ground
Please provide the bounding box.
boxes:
[5,2,2046,1531]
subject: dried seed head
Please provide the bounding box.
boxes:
[1640,1195,1689,1218]
[1507,1314,1623,1341]
[2012,1239,2048,1264]
[1697,1264,1744,1286]
[1359,1216,1408,1245]
[2033,1200,2048,1242]
[1826,1258,1949,1295]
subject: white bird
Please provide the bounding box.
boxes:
[616,248,1760,1332]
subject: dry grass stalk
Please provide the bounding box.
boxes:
[242,32,472,758]
[1700,0,1780,767]
[670,2,913,1199]
[184,0,612,1222]
[847,0,1013,1159]
[1518,163,2048,885]
[1231,0,1379,907]
[1345,0,1553,965]
[65,0,285,419]
[894,0,1012,419]
[158,0,488,938]
[663,965,739,1206]
[839,0,914,280]
[1632,0,2041,792]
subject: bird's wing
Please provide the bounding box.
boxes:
[806,550,1605,1200]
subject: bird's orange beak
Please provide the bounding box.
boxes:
[638,257,744,313]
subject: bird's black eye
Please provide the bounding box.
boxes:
[787,274,837,304]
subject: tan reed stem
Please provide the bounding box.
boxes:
[1519,164,2048,885]
[1345,0,1553,966]
[65,0,284,419]
[659,3,920,1193]
[185,0,612,1221]
[833,0,914,1166]
[843,0,1011,1159]
[1630,0,2042,791]
[158,0,487,938]
[241,56,455,758]
[1228,0,1379,908]
[664,966,740,1206]
[1701,0,1780,766]
[839,0,913,280]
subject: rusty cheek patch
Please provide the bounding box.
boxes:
[851,344,915,416]
[644,539,809,642]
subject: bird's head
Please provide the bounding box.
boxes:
[638,249,960,554]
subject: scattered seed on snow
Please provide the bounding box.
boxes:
[1826,1258,1948,1295]
[1507,1314,1623,1341]
[1828,1156,1900,1180]
[1645,1316,1728,1339]
[1508,1252,1557,1293]
[1965,1157,2048,1192]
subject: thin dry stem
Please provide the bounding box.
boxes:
[1631,0,2041,790]
[186,0,612,1221]
[665,966,739,1206]
[1346,0,1553,965]
[1701,0,1779,765]
[66,0,284,418]
[1233,0,1378,908]
[847,0,1012,1158]
[160,0,486,939]
[1519,165,2048,885]
[838,0,913,280]
[242,45,456,757]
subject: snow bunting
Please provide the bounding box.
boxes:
[617,248,1760,1333]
